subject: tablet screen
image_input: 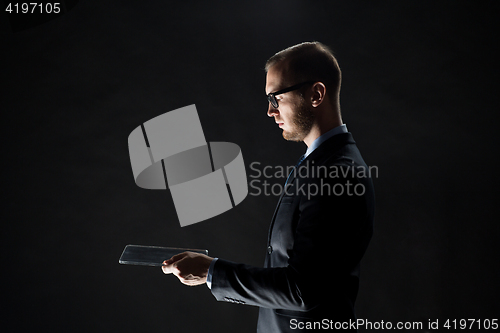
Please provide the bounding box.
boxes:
[119,244,208,266]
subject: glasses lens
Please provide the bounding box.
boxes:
[268,94,278,108]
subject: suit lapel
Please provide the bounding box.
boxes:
[266,132,356,243]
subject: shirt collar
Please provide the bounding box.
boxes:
[304,124,348,157]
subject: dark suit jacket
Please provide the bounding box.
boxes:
[211,133,375,332]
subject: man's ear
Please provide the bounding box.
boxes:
[311,82,326,108]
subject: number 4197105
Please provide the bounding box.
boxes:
[444,319,498,330]
[5,3,61,14]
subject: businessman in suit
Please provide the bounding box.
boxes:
[162,41,375,332]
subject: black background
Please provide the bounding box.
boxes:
[2,1,499,332]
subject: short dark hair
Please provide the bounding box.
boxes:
[265,42,341,104]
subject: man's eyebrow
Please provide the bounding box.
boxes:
[266,85,279,95]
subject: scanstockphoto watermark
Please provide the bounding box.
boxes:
[290,318,499,330]
[248,161,379,198]
[290,318,423,330]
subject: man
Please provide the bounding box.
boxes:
[162,41,375,332]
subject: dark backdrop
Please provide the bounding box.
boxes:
[2,1,499,332]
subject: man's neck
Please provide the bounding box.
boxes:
[303,120,343,147]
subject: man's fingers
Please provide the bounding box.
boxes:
[164,252,189,266]
[162,259,182,275]
[161,261,174,274]
[160,251,212,286]
[161,252,189,274]
[171,252,189,261]
[162,256,187,275]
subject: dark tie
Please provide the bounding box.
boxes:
[284,155,306,186]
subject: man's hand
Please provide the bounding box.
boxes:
[162,251,213,286]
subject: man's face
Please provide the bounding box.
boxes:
[265,64,314,142]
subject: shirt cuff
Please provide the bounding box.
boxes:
[206,258,218,289]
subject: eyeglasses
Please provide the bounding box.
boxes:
[266,81,315,108]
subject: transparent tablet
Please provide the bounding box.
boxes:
[119,244,208,267]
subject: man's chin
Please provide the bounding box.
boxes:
[282,130,303,142]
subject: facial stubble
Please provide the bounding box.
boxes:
[282,98,315,142]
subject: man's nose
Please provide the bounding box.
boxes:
[267,104,278,117]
